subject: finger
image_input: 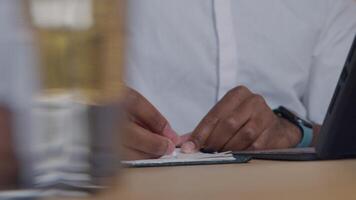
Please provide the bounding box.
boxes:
[204,93,267,152]
[177,133,192,147]
[246,130,270,151]
[125,88,168,133]
[204,101,253,152]
[220,94,272,151]
[121,147,158,161]
[222,120,263,151]
[125,88,179,144]
[123,122,175,156]
[182,116,219,153]
[184,86,253,151]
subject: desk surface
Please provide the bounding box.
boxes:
[88,160,356,200]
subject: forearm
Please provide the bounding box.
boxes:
[0,106,19,190]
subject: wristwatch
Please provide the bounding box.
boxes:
[273,106,314,148]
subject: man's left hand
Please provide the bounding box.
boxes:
[182,86,302,153]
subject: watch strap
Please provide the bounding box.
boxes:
[296,123,313,148]
[273,106,313,148]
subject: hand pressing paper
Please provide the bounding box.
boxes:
[122,148,251,167]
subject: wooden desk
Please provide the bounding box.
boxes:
[88,160,356,200]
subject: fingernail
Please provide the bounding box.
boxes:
[165,140,176,155]
[163,124,180,145]
[181,141,197,154]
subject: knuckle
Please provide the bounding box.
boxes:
[252,94,266,105]
[223,116,239,130]
[251,142,263,150]
[226,88,236,97]
[235,85,249,93]
[228,85,249,97]
[243,126,257,141]
[202,116,219,126]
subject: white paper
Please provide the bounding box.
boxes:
[122,148,236,166]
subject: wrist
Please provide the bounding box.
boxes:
[279,118,303,147]
[273,106,314,148]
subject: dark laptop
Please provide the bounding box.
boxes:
[234,34,356,161]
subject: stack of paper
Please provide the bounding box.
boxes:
[122,148,250,167]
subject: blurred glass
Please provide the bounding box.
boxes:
[24,0,125,196]
[29,0,124,103]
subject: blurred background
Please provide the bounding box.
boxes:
[0,0,125,197]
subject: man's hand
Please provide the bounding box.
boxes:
[182,86,302,153]
[121,88,181,160]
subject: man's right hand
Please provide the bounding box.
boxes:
[121,88,180,160]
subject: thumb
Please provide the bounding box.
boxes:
[180,133,200,154]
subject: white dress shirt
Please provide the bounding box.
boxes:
[126,0,356,135]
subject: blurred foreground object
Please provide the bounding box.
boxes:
[28,0,124,102]
[25,0,125,195]
[0,107,18,189]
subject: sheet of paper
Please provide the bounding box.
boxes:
[122,148,237,167]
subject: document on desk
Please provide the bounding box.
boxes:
[122,148,251,167]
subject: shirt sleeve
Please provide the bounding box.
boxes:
[303,0,356,124]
